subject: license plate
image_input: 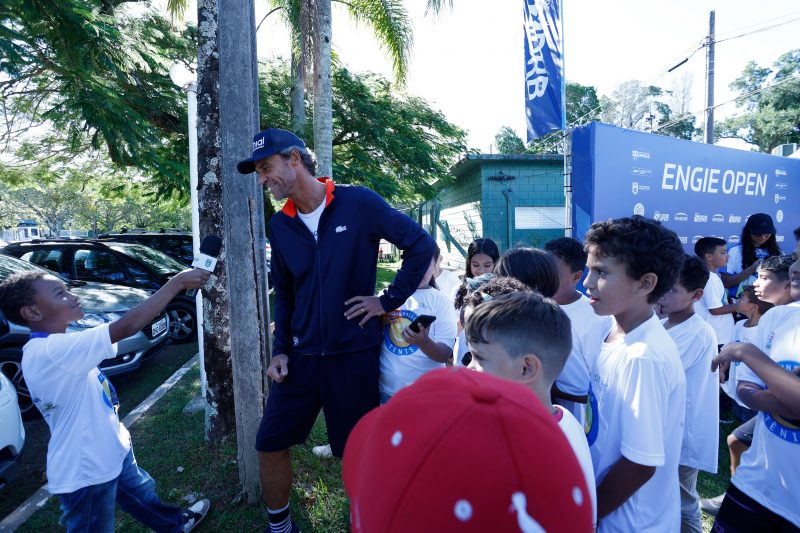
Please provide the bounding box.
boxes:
[151,317,167,337]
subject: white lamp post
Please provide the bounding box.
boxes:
[170,62,207,397]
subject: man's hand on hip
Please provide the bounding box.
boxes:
[344,295,385,327]
[267,353,289,382]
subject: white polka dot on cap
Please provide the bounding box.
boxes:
[454,499,473,522]
[391,430,403,447]
[572,486,584,506]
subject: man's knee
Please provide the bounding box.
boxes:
[258,449,291,470]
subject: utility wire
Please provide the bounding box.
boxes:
[652,72,800,134]
[714,15,800,44]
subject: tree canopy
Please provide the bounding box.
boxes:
[1,0,194,197]
[259,59,467,204]
[718,49,800,152]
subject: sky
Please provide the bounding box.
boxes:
[183,1,800,152]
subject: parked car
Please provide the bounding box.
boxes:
[0,253,169,419]
[0,370,25,490]
[3,239,196,343]
[97,231,194,266]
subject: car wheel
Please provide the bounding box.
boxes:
[166,302,197,344]
[0,346,38,420]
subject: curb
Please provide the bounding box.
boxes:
[0,355,200,533]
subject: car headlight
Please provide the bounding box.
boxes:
[71,312,125,328]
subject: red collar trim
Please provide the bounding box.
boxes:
[281,177,335,217]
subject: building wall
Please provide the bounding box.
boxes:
[481,159,565,250]
[406,156,565,273]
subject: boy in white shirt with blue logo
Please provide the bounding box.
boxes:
[657,255,719,532]
[711,239,800,531]
[0,269,212,533]
[582,216,686,532]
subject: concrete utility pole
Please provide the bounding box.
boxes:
[704,10,715,144]
[196,0,270,503]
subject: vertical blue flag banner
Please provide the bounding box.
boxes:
[523,0,564,142]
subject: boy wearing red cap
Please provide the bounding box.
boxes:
[343,367,593,532]
[465,291,597,526]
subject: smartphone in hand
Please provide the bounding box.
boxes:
[408,314,436,333]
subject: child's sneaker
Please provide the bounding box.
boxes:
[182,499,210,532]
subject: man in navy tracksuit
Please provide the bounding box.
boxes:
[237,128,436,533]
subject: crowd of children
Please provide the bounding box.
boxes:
[2,211,798,532]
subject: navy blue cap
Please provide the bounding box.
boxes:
[237,128,306,174]
[745,213,776,235]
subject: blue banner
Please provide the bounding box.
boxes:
[572,122,800,253]
[524,0,564,141]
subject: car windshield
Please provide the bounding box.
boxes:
[0,252,74,284]
[108,243,185,276]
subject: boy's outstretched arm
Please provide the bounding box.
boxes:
[715,342,800,419]
[596,457,656,519]
[109,269,211,344]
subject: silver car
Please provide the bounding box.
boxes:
[0,253,169,419]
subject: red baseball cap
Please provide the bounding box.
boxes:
[343,368,592,533]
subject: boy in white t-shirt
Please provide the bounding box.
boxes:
[380,255,456,402]
[657,255,719,533]
[545,237,613,425]
[582,216,686,532]
[0,269,212,533]
[465,291,597,526]
[711,239,800,530]
[694,237,736,346]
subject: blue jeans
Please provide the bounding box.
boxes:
[58,449,184,533]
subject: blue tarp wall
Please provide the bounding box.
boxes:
[572,122,800,253]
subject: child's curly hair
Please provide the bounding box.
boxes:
[0,271,46,324]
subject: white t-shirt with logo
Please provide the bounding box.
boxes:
[694,272,734,344]
[725,319,760,405]
[555,404,597,528]
[21,324,131,494]
[297,198,326,241]
[662,314,719,473]
[379,287,457,398]
[732,301,800,527]
[555,293,613,424]
[587,314,686,533]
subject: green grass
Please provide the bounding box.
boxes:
[16,366,349,532]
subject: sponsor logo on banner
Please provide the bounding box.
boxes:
[775,182,789,189]
[775,194,786,204]
[633,203,645,216]
[632,167,652,176]
[775,169,787,177]
[692,235,704,244]
[777,210,784,223]
[712,214,725,223]
[729,236,741,244]
[777,235,785,243]
[632,182,651,195]
[632,150,651,160]
[653,211,669,222]
[678,236,688,244]
[694,213,708,222]
[728,215,742,224]
[675,212,689,222]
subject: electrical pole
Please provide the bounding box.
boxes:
[704,10,715,144]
